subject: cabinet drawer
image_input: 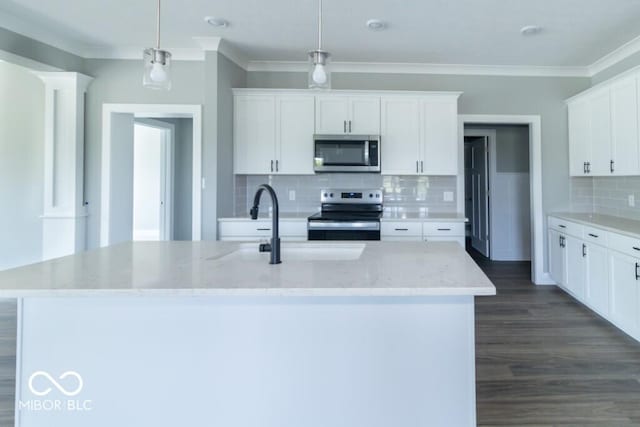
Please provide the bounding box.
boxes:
[423,222,464,236]
[582,225,608,246]
[381,221,423,237]
[280,220,307,237]
[608,232,640,258]
[219,220,307,238]
[548,216,583,236]
[423,236,465,247]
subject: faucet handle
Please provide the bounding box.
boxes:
[259,243,272,253]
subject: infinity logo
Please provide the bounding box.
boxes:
[28,371,84,397]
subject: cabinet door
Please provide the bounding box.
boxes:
[316,96,349,134]
[349,96,381,134]
[565,236,585,300]
[421,99,458,175]
[568,98,590,176]
[611,76,640,175]
[276,95,315,175]
[589,89,612,175]
[548,229,566,285]
[585,242,609,316]
[380,97,421,175]
[609,251,640,339]
[234,95,276,174]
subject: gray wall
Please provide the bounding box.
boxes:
[0,28,84,72]
[469,124,530,173]
[248,72,590,217]
[82,58,206,248]
[217,54,247,218]
[0,61,44,270]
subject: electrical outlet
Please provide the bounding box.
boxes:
[443,191,454,202]
[629,194,635,207]
[289,190,296,201]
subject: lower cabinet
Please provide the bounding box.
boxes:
[381,221,465,245]
[548,214,640,341]
[609,251,640,339]
[218,219,307,241]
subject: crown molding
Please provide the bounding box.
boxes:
[83,46,205,61]
[588,33,640,77]
[247,60,591,77]
[192,36,249,69]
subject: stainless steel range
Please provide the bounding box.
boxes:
[307,189,383,240]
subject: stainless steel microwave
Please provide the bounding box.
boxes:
[313,135,381,173]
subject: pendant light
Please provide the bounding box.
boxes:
[143,0,172,90]
[308,0,331,89]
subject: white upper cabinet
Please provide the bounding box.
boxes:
[276,95,315,175]
[381,95,459,176]
[316,95,380,134]
[611,75,640,175]
[567,70,640,176]
[422,98,458,175]
[234,93,315,175]
[380,97,421,175]
[234,95,276,175]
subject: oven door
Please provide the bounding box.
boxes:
[313,136,380,172]
[307,220,381,240]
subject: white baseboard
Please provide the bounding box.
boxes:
[534,272,556,286]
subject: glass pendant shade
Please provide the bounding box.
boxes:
[308,50,331,89]
[143,48,172,90]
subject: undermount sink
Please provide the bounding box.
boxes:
[212,243,366,263]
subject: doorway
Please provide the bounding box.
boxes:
[464,125,532,264]
[132,120,173,241]
[100,104,202,247]
[464,135,490,257]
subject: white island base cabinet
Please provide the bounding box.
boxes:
[15,295,478,427]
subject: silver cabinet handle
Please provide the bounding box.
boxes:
[558,224,566,229]
[583,162,587,174]
[276,160,279,172]
[587,162,591,173]
[588,233,599,238]
[343,120,347,133]
[437,228,451,231]
[416,161,419,173]
[582,243,587,257]
[610,160,615,173]
[421,160,424,173]
[395,228,409,231]
[257,228,271,231]
[270,160,274,173]
[349,120,352,133]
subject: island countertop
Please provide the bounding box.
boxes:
[0,241,496,297]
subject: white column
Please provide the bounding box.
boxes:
[35,72,93,261]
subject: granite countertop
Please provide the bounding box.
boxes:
[0,241,495,298]
[550,212,640,239]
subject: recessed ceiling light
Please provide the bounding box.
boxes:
[366,19,387,31]
[520,25,542,36]
[204,16,229,28]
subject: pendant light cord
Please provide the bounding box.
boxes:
[317,0,322,50]
[156,0,161,49]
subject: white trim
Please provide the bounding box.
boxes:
[101,104,202,246]
[589,33,640,77]
[246,60,591,77]
[458,115,545,285]
[84,46,205,61]
[193,37,249,69]
[0,49,62,72]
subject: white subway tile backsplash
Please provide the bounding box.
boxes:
[570,176,640,220]
[235,174,457,216]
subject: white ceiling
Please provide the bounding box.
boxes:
[3,0,640,69]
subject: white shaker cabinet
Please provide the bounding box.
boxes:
[611,75,640,175]
[565,235,586,300]
[584,242,609,317]
[234,93,315,175]
[548,229,566,286]
[568,97,591,176]
[234,95,276,175]
[380,94,460,176]
[609,251,640,339]
[315,95,380,135]
[588,88,612,175]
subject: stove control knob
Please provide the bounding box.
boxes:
[369,193,373,198]
[329,193,334,198]
[323,193,328,198]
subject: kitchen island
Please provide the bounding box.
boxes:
[0,241,495,427]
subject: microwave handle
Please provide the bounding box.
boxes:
[364,140,369,164]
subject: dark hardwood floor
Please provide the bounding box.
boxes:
[471,247,640,426]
